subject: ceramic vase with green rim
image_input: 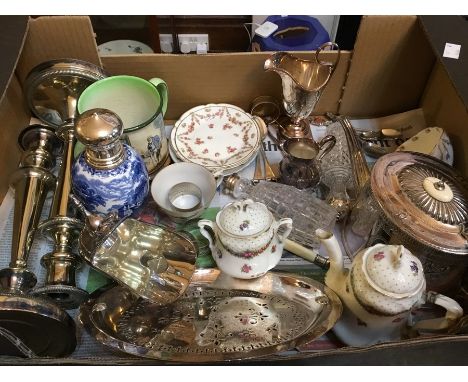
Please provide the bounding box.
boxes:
[77,75,169,176]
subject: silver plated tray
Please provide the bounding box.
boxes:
[79,269,341,362]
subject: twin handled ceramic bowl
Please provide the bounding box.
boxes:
[198,199,292,279]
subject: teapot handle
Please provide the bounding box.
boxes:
[411,291,463,332]
[197,220,217,251]
[316,134,336,161]
[274,218,293,244]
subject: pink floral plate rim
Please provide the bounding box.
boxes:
[169,143,258,176]
[171,104,261,169]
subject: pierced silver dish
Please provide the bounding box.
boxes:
[79,269,341,362]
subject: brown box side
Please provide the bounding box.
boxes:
[101,51,350,120]
[340,15,436,118]
[0,16,29,104]
[15,16,101,84]
[0,75,31,201]
[421,61,468,177]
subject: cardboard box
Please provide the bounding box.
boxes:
[0,15,467,365]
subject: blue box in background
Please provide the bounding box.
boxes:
[253,15,330,51]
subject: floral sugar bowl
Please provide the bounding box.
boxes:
[198,199,292,279]
[72,109,149,217]
[316,229,463,346]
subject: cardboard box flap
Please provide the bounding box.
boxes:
[0,16,28,105]
[422,61,468,176]
[340,15,436,118]
[0,75,31,200]
[419,16,468,110]
[16,16,102,85]
[102,51,351,120]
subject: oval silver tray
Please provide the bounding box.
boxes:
[79,269,342,362]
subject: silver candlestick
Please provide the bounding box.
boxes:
[25,59,108,309]
[0,124,76,357]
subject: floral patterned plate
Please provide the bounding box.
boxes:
[169,144,257,176]
[170,104,261,170]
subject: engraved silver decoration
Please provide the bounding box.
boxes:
[79,269,342,362]
[264,43,340,142]
[74,195,197,305]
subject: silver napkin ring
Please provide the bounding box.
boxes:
[168,182,203,212]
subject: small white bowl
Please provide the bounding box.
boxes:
[396,127,454,165]
[151,162,218,220]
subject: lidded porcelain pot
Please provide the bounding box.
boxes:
[72,108,149,217]
[198,199,292,279]
[316,229,464,346]
[351,244,425,315]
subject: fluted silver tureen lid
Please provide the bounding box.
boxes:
[371,152,468,255]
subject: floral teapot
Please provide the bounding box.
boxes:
[315,229,463,346]
[198,199,292,279]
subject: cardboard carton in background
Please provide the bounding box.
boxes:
[1,15,467,203]
[0,14,467,365]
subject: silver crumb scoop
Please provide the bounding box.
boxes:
[71,195,198,305]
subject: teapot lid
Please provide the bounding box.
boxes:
[362,244,425,298]
[217,199,273,237]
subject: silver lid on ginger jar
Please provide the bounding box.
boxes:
[75,108,126,170]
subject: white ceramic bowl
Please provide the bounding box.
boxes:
[151,162,218,220]
[396,127,454,165]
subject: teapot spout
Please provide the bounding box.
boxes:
[315,229,346,291]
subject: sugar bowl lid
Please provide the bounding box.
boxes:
[371,152,468,256]
[217,199,273,236]
[362,244,425,298]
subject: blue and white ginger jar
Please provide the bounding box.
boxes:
[71,108,149,217]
